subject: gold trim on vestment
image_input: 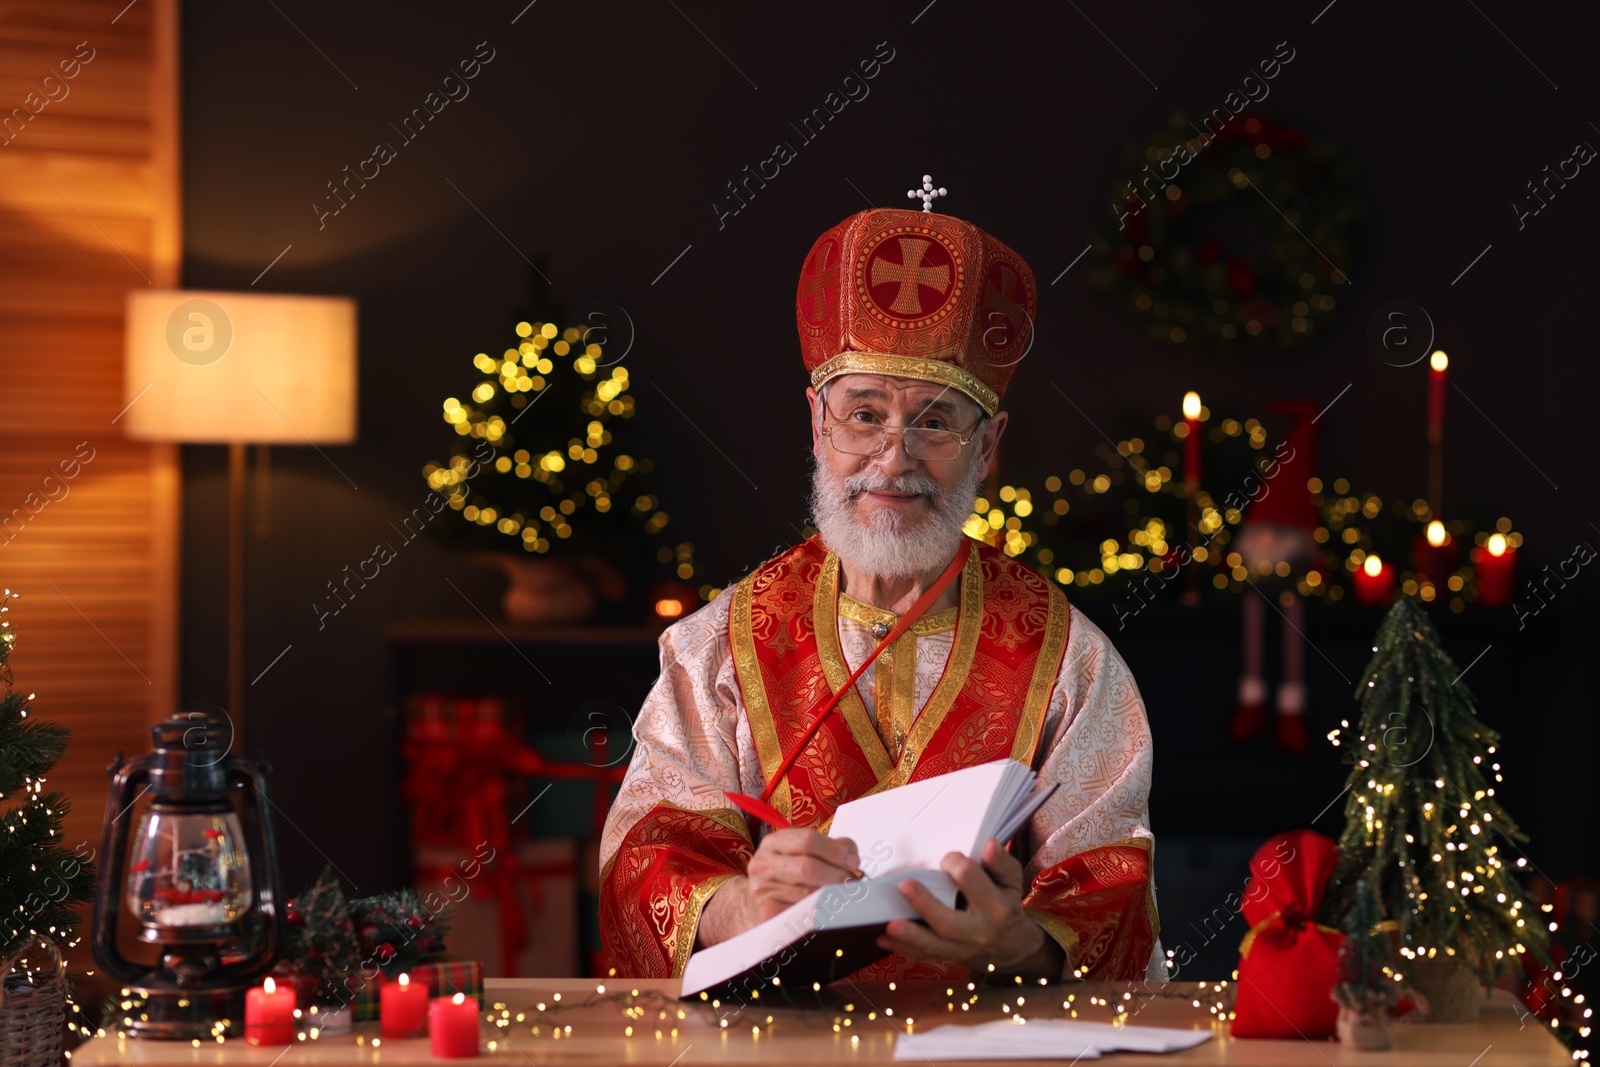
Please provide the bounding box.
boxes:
[1010,582,1072,766]
[672,871,738,978]
[1025,909,1082,979]
[837,593,959,635]
[885,545,985,786]
[673,801,755,844]
[872,630,898,754]
[888,627,918,759]
[810,351,999,416]
[730,575,794,821]
[815,554,896,780]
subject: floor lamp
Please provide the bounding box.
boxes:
[124,291,358,750]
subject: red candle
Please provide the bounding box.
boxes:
[1353,554,1395,606]
[1427,350,1448,440]
[429,992,479,1058]
[1182,391,1203,489]
[1412,521,1457,590]
[1473,534,1517,607]
[380,972,430,1038]
[245,976,297,1046]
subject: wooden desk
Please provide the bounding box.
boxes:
[73,977,1569,1066]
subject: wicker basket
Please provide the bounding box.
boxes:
[1,936,67,1067]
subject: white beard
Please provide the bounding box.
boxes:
[808,441,985,580]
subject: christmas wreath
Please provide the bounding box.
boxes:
[1089,110,1361,354]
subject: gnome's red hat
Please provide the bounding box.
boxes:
[796,206,1036,416]
[1246,400,1321,529]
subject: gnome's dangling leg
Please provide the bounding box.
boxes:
[1231,592,1269,742]
[1274,593,1310,754]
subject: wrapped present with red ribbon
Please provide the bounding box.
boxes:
[1231,829,1348,1039]
[402,694,626,848]
[402,694,624,978]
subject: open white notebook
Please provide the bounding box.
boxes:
[680,760,1057,999]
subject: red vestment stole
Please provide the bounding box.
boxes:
[599,537,1158,981]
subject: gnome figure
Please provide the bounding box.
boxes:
[1229,401,1322,755]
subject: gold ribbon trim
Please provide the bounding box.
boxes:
[1237,909,1345,959]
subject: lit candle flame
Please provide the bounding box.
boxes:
[453,992,466,1005]
[398,973,410,988]
[1487,533,1507,557]
[1426,520,1446,547]
[1182,392,1202,420]
[1363,555,1383,577]
[263,977,276,995]
[1430,350,1448,372]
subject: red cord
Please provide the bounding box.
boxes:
[759,539,972,804]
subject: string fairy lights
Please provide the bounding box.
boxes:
[0,589,98,1048]
[963,404,1517,611]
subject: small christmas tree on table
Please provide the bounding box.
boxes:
[0,588,96,958]
[0,588,97,1048]
[1325,596,1552,1020]
[283,865,359,1005]
[1332,877,1407,1049]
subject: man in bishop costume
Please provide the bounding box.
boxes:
[600,192,1165,984]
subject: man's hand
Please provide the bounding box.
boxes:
[876,837,1064,979]
[696,829,860,947]
[744,828,861,920]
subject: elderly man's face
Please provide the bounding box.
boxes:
[806,374,1007,544]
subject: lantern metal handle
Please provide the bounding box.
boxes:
[92,751,152,983]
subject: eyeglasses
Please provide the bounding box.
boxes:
[821,416,983,462]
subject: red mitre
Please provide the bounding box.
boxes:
[796,207,1037,417]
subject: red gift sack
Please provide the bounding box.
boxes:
[1230,829,1348,1039]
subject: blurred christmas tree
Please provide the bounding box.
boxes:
[0,588,96,958]
[1332,877,1405,1018]
[425,294,704,611]
[1323,596,1552,988]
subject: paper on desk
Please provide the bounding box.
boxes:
[892,1017,1213,1060]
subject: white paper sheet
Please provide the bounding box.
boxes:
[892,1017,1214,1061]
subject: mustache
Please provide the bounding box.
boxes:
[843,470,943,501]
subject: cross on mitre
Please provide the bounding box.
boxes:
[906,174,946,212]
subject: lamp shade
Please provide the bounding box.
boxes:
[123,290,357,443]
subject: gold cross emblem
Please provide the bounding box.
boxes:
[870,237,952,316]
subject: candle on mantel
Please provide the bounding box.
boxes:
[1353,553,1395,605]
[245,976,297,1046]
[1182,391,1203,489]
[1428,350,1448,514]
[1413,519,1456,590]
[381,972,430,1038]
[429,992,480,1058]
[1181,391,1204,606]
[1474,532,1517,607]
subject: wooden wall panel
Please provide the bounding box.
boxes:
[0,0,178,863]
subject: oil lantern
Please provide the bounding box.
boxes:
[92,712,286,1039]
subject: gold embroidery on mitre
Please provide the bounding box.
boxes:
[810,351,1000,416]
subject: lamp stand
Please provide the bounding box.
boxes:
[228,442,246,751]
